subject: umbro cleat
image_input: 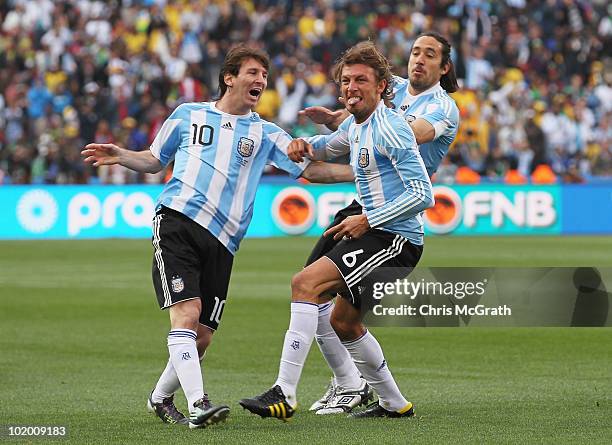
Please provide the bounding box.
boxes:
[309,377,336,411]
[316,378,373,414]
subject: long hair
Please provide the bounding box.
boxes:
[332,41,395,106]
[414,32,459,93]
[218,45,270,98]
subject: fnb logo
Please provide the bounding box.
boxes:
[424,187,557,234]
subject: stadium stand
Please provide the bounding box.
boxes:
[0,0,610,184]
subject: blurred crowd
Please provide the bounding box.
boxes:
[0,0,610,185]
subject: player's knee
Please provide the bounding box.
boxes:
[169,299,201,331]
[291,271,317,302]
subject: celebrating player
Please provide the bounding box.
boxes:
[82,45,353,429]
[240,41,434,420]
[290,32,461,414]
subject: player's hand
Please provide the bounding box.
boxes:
[287,139,315,163]
[324,214,371,241]
[299,106,345,126]
[81,143,122,167]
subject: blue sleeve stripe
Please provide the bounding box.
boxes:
[369,192,423,226]
[369,179,423,223]
[368,178,429,226]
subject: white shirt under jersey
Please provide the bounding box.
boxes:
[309,101,434,245]
[149,101,309,254]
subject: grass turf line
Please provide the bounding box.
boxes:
[0,236,611,444]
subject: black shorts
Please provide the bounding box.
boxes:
[305,200,363,266]
[151,206,234,330]
[325,229,423,310]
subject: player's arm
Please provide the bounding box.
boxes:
[409,118,436,144]
[82,143,163,173]
[301,162,354,183]
[365,128,434,228]
[299,106,350,132]
[409,96,457,144]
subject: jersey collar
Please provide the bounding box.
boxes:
[210,101,253,118]
[354,100,386,127]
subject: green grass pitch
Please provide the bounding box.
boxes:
[1,236,611,444]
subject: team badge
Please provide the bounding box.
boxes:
[171,276,184,293]
[358,147,369,168]
[406,114,416,123]
[237,137,255,157]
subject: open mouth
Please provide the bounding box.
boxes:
[347,96,362,106]
[249,88,262,98]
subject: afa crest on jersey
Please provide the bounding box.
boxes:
[237,137,255,157]
[358,147,369,168]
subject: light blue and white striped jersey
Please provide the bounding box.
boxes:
[310,77,459,177]
[310,102,434,245]
[391,76,459,175]
[149,101,309,254]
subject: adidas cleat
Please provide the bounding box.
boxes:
[147,392,189,425]
[239,385,295,421]
[349,401,415,418]
[316,378,373,415]
[309,377,336,411]
[188,395,230,429]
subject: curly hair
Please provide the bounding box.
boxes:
[332,41,395,106]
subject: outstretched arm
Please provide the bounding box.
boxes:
[301,162,354,183]
[81,143,163,174]
[299,106,350,132]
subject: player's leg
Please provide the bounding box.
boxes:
[324,230,419,418]
[332,297,414,418]
[239,257,345,420]
[148,322,210,425]
[306,200,366,411]
[311,295,371,414]
[148,208,228,428]
[184,230,235,429]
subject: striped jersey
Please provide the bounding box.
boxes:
[149,101,309,254]
[309,101,434,245]
[391,76,459,175]
[310,77,459,177]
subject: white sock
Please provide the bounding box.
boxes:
[151,359,181,403]
[315,302,362,390]
[151,353,205,403]
[167,329,203,411]
[343,331,409,412]
[274,302,318,407]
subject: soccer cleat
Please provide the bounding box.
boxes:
[188,395,230,429]
[349,401,415,418]
[147,392,189,425]
[309,377,337,411]
[316,378,374,415]
[239,385,296,421]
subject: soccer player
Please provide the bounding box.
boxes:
[290,32,460,414]
[239,41,434,420]
[81,45,353,429]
